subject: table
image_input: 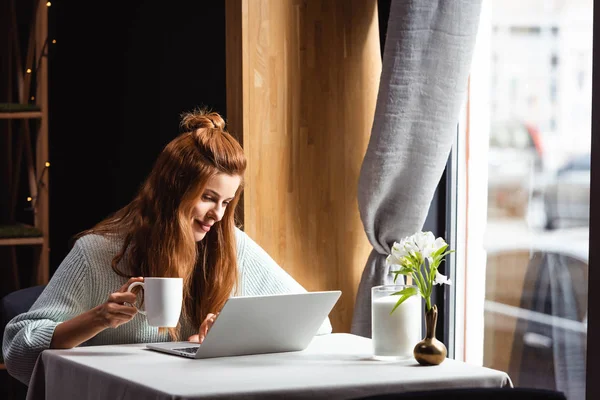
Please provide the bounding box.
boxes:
[27,333,512,400]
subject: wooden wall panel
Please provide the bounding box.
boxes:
[226,0,381,333]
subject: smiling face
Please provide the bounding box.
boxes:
[190,173,242,242]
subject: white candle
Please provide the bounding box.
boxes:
[372,294,421,358]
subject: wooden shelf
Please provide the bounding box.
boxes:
[0,111,43,119]
[0,236,44,246]
[1,2,50,286]
[0,224,44,246]
[0,103,42,119]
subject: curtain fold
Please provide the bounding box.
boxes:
[352,0,482,337]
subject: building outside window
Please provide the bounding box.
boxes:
[454,1,592,399]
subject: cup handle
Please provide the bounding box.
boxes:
[126,281,146,315]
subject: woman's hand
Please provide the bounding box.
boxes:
[50,277,144,349]
[187,312,219,343]
[93,277,144,329]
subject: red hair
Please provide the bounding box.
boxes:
[77,108,246,339]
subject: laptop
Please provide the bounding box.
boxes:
[146,290,341,359]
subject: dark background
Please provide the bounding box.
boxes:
[47,1,227,273]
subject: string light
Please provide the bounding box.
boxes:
[52,39,56,44]
[25,162,50,210]
[26,68,32,74]
[31,96,35,101]
[46,2,51,6]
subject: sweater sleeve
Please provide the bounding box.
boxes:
[2,239,91,385]
[235,228,333,335]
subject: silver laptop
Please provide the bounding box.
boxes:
[146,290,341,359]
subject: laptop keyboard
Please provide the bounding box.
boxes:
[175,346,200,354]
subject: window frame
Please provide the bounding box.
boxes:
[586,0,600,398]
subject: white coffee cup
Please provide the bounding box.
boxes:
[127,277,183,327]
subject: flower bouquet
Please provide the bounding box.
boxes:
[385,231,453,365]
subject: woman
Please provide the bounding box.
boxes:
[2,109,331,385]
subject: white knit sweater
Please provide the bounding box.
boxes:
[2,228,332,385]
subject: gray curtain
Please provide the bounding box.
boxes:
[352,0,482,338]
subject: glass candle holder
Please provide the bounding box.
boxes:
[371,284,422,359]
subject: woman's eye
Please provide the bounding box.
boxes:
[202,195,214,202]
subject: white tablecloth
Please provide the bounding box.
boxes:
[27,333,511,399]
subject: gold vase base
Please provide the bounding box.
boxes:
[413,338,447,366]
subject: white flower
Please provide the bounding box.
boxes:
[433,237,447,251]
[434,272,452,286]
[385,252,402,267]
[413,231,435,252]
[387,231,454,313]
[392,240,410,258]
[422,235,447,259]
[422,247,434,260]
[387,237,416,265]
[400,236,419,255]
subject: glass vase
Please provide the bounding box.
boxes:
[371,284,421,359]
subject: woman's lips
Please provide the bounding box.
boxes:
[200,222,211,232]
[194,219,212,232]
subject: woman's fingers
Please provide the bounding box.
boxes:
[199,324,208,342]
[97,303,137,329]
[97,281,145,329]
[198,315,212,342]
[198,313,218,343]
[114,304,138,317]
[108,291,137,305]
[106,302,138,317]
[208,313,219,330]
[187,334,200,343]
[115,278,144,308]
[119,277,144,292]
[208,314,218,329]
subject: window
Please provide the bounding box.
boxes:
[456,1,592,399]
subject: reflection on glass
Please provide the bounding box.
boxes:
[482,1,591,399]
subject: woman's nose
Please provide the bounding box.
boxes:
[209,203,226,221]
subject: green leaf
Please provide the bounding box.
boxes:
[431,244,449,259]
[392,267,412,284]
[439,250,454,259]
[391,286,418,297]
[407,252,420,266]
[419,269,428,291]
[390,295,412,314]
[391,267,412,276]
[389,287,418,314]
[411,272,425,295]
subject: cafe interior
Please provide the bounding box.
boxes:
[0,0,598,399]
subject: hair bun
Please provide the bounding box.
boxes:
[180,108,226,131]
